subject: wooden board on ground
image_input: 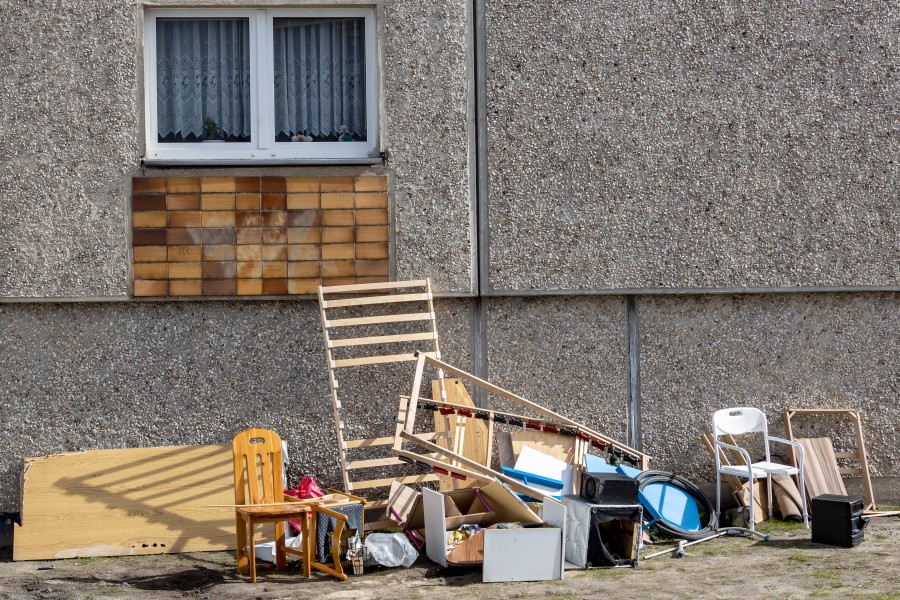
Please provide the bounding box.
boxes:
[15,445,235,561]
[795,437,847,499]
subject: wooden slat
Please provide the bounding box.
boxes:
[330,331,436,348]
[796,437,848,498]
[326,312,435,328]
[346,457,407,470]
[331,351,438,369]
[15,445,234,561]
[833,452,858,459]
[323,292,429,309]
[332,353,420,368]
[349,473,441,491]
[345,431,447,449]
[320,279,427,294]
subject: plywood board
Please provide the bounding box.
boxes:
[510,430,576,464]
[433,379,489,491]
[796,437,847,498]
[15,445,235,560]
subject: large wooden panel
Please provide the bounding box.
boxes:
[796,437,848,499]
[15,445,235,560]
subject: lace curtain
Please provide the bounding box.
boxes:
[156,19,251,142]
[273,17,367,141]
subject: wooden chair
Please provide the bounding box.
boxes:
[232,428,367,582]
[232,428,311,582]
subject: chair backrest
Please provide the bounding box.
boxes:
[712,407,769,437]
[233,428,285,506]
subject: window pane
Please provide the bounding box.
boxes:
[156,18,251,143]
[273,17,367,142]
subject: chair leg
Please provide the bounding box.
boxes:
[248,518,257,583]
[715,470,721,530]
[799,468,809,529]
[275,521,287,571]
[767,475,774,521]
[235,515,249,574]
[747,480,756,532]
[301,513,312,578]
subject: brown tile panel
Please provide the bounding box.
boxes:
[134,279,167,296]
[133,229,167,246]
[236,228,262,245]
[203,279,237,296]
[261,193,287,210]
[167,194,201,210]
[133,246,168,263]
[132,195,167,211]
[235,176,261,193]
[132,176,392,297]
[133,178,166,194]
[169,279,202,296]
[287,193,319,210]
[167,177,201,193]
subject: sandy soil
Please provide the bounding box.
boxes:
[1,518,898,600]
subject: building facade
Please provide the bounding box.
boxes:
[0,0,897,515]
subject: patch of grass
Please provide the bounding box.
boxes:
[789,551,812,563]
[811,570,840,580]
[810,592,830,598]
[758,519,808,533]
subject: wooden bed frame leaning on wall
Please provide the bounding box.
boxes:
[392,352,651,500]
[318,279,450,527]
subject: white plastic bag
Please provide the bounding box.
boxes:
[364,532,418,568]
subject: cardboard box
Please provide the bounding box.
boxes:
[423,481,566,582]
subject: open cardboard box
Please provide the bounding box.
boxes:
[422,481,566,582]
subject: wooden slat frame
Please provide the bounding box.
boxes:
[784,409,876,511]
[393,353,650,488]
[322,292,430,309]
[394,352,651,470]
[318,279,447,511]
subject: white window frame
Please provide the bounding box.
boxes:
[143,8,379,164]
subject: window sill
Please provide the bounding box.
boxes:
[141,156,385,167]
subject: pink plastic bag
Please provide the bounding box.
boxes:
[285,477,324,535]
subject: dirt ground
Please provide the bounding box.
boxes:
[0,518,897,600]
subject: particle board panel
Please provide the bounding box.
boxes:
[15,445,235,561]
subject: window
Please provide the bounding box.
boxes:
[144,8,378,163]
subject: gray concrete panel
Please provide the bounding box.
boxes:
[484,1,899,291]
[382,0,476,293]
[0,298,471,512]
[640,293,900,483]
[0,1,135,298]
[483,296,630,444]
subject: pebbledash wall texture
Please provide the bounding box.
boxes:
[0,0,897,515]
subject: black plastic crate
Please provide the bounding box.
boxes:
[811,494,867,547]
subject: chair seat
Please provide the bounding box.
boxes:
[236,504,311,517]
[720,461,799,478]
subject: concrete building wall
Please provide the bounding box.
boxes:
[483,0,899,292]
[0,0,477,298]
[0,298,473,512]
[639,292,900,481]
[0,0,897,515]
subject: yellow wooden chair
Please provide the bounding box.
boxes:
[232,428,311,582]
[232,428,366,581]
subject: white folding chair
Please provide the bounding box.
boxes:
[712,407,809,530]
